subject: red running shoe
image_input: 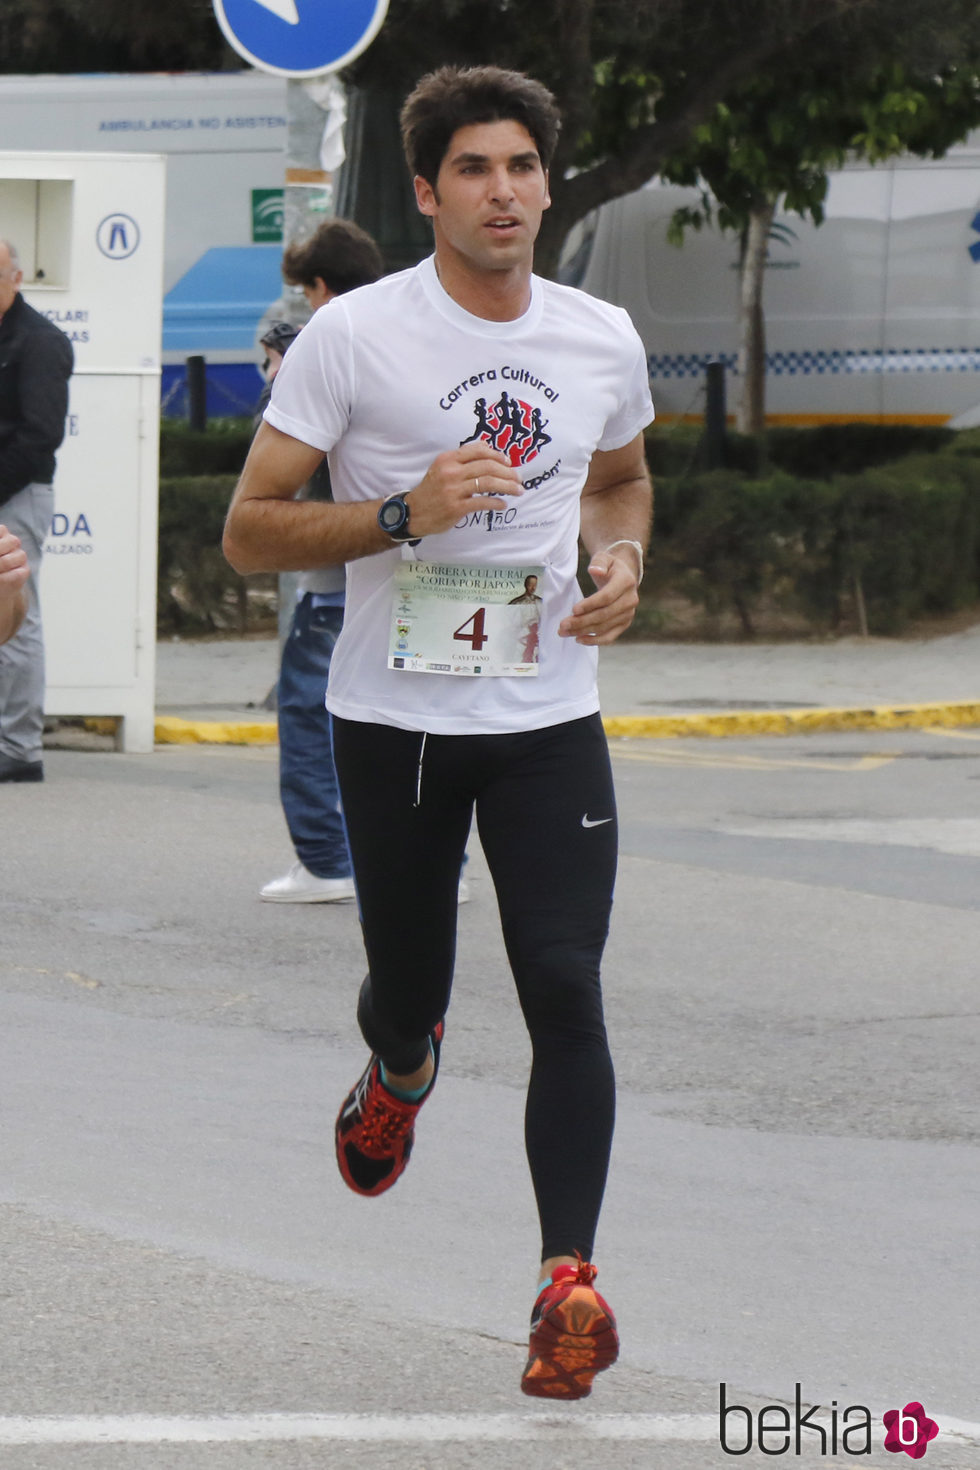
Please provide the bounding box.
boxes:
[520,1256,619,1399]
[334,1023,443,1197]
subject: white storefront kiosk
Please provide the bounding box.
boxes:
[1,150,165,752]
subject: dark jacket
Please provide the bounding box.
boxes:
[0,292,74,509]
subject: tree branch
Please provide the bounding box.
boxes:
[549,0,596,178]
[558,32,789,222]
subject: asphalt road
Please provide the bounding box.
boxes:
[2,730,978,1468]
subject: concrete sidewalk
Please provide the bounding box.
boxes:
[152,625,980,743]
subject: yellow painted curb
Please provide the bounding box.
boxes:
[137,698,980,746]
[603,698,980,740]
[84,700,980,746]
[154,715,279,746]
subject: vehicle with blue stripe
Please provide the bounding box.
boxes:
[562,130,980,426]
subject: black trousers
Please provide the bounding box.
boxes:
[332,712,618,1262]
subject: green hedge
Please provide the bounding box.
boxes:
[159,418,254,477]
[157,474,276,635]
[156,422,980,638]
[765,423,956,477]
[644,421,958,480]
[647,451,980,635]
[158,420,272,633]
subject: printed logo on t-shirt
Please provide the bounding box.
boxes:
[458,390,552,467]
[438,364,564,534]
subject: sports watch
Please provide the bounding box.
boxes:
[377,493,421,545]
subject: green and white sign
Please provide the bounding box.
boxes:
[251,188,284,242]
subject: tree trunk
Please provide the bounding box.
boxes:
[735,198,776,436]
[534,191,582,280]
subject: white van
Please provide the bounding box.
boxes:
[565,131,980,426]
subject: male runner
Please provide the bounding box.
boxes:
[224,64,653,1399]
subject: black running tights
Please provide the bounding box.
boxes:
[331,712,618,1263]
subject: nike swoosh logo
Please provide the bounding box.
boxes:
[581,815,614,828]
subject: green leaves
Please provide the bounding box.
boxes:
[665,52,980,249]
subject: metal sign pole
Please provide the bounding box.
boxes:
[275,79,339,651]
[210,0,386,665]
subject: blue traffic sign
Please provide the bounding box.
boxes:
[214,0,389,78]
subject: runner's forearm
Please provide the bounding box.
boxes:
[579,474,652,573]
[224,424,524,575]
[224,491,395,574]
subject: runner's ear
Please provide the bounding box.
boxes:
[414,175,438,218]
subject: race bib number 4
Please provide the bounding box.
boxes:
[388,562,544,676]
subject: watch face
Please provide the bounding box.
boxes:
[380,499,405,532]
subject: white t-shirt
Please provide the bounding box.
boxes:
[265,255,654,735]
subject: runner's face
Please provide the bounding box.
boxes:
[414,120,550,276]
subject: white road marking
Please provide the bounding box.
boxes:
[0,1413,718,1445]
[941,1416,980,1443]
[0,1412,976,1449]
[718,816,980,857]
[926,725,980,742]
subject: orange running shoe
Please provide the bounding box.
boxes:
[334,1022,443,1197]
[520,1256,619,1399]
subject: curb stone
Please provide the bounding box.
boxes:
[102,697,980,747]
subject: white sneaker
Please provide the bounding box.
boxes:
[457,875,471,905]
[260,862,356,904]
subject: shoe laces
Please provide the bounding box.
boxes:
[545,1253,599,1294]
[572,1251,598,1286]
[354,1068,416,1150]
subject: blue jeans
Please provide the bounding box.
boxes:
[277,595,351,879]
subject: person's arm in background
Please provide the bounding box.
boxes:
[0,524,28,645]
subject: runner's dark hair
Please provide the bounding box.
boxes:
[282,218,384,294]
[400,66,561,185]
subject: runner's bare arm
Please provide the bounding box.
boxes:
[223,423,523,574]
[0,525,28,647]
[560,433,652,645]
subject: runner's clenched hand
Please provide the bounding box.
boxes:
[558,546,641,646]
[404,442,522,537]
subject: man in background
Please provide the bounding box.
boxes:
[0,238,73,783]
[259,221,384,902]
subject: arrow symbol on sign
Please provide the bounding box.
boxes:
[970,211,980,263]
[251,0,300,23]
